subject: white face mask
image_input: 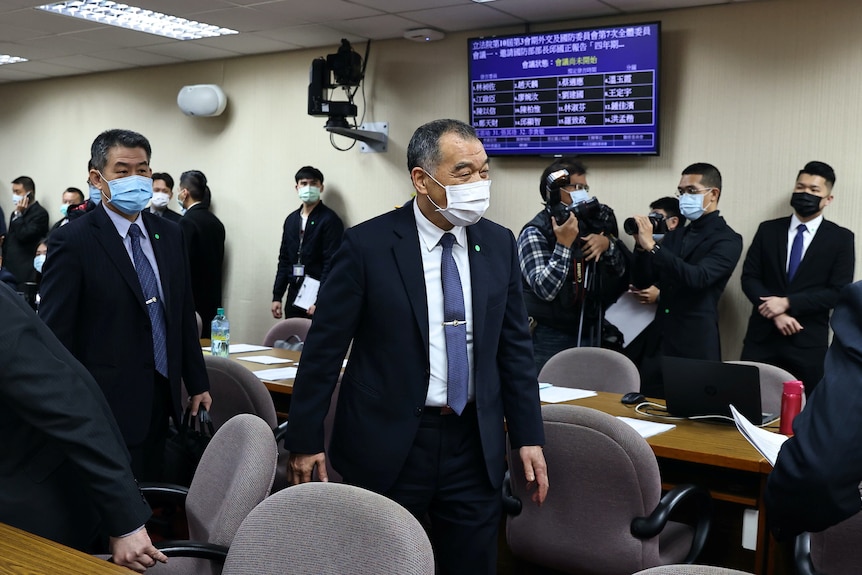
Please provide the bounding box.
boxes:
[151,191,170,208]
[424,171,491,227]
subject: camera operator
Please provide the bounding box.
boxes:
[628,163,742,397]
[518,159,630,372]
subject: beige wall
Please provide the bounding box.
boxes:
[1,0,860,354]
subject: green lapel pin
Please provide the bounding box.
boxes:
[474,244,481,252]
[154,233,160,240]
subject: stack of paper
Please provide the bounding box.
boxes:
[538,385,597,403]
[617,416,675,439]
[730,404,788,466]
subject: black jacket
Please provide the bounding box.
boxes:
[179,203,226,333]
[2,200,49,289]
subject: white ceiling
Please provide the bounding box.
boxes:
[0,0,755,84]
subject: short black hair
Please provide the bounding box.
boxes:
[798,161,835,188]
[650,196,686,227]
[180,170,210,205]
[64,187,85,204]
[539,158,587,203]
[152,172,174,190]
[295,166,324,184]
[90,129,151,171]
[12,176,35,194]
[681,163,722,191]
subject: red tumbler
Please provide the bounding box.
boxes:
[778,380,804,436]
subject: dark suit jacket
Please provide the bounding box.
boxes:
[741,217,854,353]
[161,208,182,223]
[179,203,226,332]
[0,282,151,549]
[765,281,862,538]
[2,200,49,288]
[632,211,742,360]
[286,201,545,493]
[40,205,209,446]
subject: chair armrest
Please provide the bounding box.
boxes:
[630,483,712,563]
[155,540,229,562]
[794,533,818,575]
[274,420,289,444]
[501,470,522,516]
[140,482,190,506]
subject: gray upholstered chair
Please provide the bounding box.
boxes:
[795,510,862,575]
[148,414,278,575]
[726,360,798,416]
[262,317,312,347]
[505,404,711,575]
[538,346,641,393]
[218,482,434,575]
[632,566,755,574]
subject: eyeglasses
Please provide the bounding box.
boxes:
[676,186,714,198]
[561,183,589,193]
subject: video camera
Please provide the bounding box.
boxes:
[623,212,670,236]
[546,168,611,236]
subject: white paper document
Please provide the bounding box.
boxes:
[730,404,788,466]
[539,386,598,403]
[253,367,299,380]
[292,276,321,310]
[203,343,272,354]
[616,416,675,439]
[238,355,294,365]
[604,291,657,348]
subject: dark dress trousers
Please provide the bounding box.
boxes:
[631,211,743,394]
[2,200,49,289]
[741,217,854,391]
[179,203,226,333]
[39,205,209,448]
[272,201,343,318]
[765,281,862,539]
[0,281,151,550]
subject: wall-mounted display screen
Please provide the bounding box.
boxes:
[468,22,660,156]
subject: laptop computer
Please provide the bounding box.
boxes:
[662,356,778,425]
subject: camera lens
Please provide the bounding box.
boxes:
[623,217,639,235]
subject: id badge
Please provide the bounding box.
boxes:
[292,264,305,278]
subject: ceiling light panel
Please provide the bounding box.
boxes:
[0,55,28,66]
[36,1,239,40]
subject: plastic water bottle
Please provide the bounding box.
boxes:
[211,308,230,358]
[778,380,804,436]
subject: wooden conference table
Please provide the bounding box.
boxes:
[228,347,778,574]
[0,522,130,575]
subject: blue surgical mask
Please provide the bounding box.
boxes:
[12,193,25,205]
[34,254,46,273]
[568,190,590,205]
[679,193,711,221]
[652,234,665,243]
[89,184,102,205]
[98,172,153,216]
[298,185,321,203]
[60,204,69,218]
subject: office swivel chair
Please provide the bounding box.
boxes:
[262,317,312,347]
[795,510,862,575]
[633,566,755,574]
[504,404,712,575]
[538,346,641,393]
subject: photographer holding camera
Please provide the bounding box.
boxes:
[628,163,742,396]
[518,159,630,372]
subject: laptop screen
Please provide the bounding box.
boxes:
[662,357,768,424]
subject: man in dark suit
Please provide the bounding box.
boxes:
[177,170,225,335]
[286,119,548,575]
[3,175,49,290]
[0,281,167,572]
[150,172,182,222]
[765,280,862,538]
[630,163,743,396]
[40,129,211,482]
[741,161,854,395]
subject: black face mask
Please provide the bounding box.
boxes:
[790,192,822,218]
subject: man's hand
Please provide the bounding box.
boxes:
[289,452,328,485]
[581,233,610,262]
[774,313,803,336]
[15,194,29,214]
[631,215,657,252]
[629,284,660,305]
[271,301,283,319]
[189,391,212,417]
[552,212,579,249]
[518,445,549,506]
[758,296,790,319]
[307,304,316,316]
[109,528,167,573]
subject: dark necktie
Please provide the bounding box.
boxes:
[787,223,807,281]
[439,233,468,415]
[128,225,168,377]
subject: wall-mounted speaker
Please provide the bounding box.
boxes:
[177,84,227,117]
